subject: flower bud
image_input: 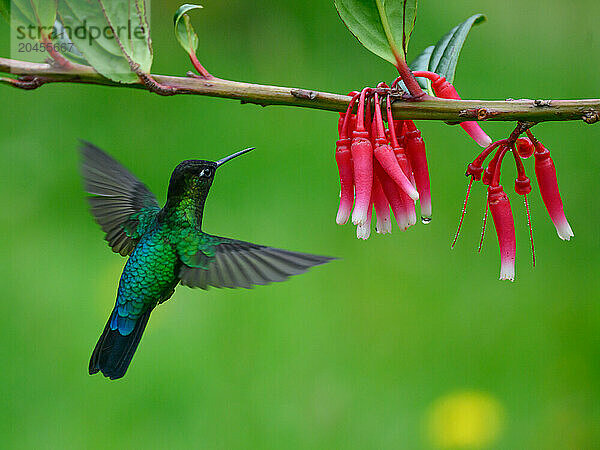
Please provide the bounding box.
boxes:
[515,137,534,159]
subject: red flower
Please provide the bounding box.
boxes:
[530,135,574,240]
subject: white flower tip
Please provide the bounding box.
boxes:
[499,263,515,282]
[336,208,350,225]
[351,209,368,226]
[407,189,420,202]
[376,218,392,234]
[393,213,409,231]
[356,223,371,240]
[420,202,432,220]
[406,209,417,226]
[556,221,574,241]
[478,136,493,148]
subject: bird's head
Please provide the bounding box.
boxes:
[167,147,254,200]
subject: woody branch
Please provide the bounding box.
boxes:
[0,57,599,124]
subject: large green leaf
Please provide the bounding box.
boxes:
[334,0,418,64]
[58,0,153,83]
[410,14,486,89]
[174,4,203,56]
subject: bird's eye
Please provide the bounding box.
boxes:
[201,168,212,178]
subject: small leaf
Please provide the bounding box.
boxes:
[335,0,418,65]
[174,4,203,56]
[409,44,434,92]
[58,0,153,84]
[410,14,486,86]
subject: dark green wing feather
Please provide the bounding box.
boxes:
[179,236,335,289]
[80,141,161,256]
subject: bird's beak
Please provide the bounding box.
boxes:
[215,147,255,167]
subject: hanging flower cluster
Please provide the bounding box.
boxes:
[335,87,433,239]
[334,72,573,281]
[335,77,491,240]
[453,128,574,281]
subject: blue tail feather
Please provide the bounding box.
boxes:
[89,307,153,380]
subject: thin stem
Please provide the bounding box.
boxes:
[394,63,425,99]
[452,177,473,249]
[524,195,536,268]
[340,93,360,139]
[188,52,214,79]
[478,198,489,253]
[0,57,599,123]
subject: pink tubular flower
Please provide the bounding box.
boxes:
[488,185,517,281]
[452,125,574,279]
[372,94,419,202]
[482,146,504,186]
[532,139,574,240]
[412,71,492,148]
[372,174,392,234]
[374,160,409,231]
[335,94,359,225]
[404,120,432,222]
[350,88,374,226]
[356,198,373,240]
[335,140,354,225]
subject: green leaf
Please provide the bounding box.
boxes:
[58,0,153,84]
[409,44,433,92]
[334,0,418,64]
[174,4,203,56]
[0,1,8,22]
[410,14,486,86]
[51,19,88,64]
[0,0,57,32]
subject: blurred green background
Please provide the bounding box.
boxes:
[1,1,599,448]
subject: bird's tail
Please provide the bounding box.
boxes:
[89,308,153,380]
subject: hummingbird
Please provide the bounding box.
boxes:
[80,141,334,380]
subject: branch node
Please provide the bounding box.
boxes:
[3,75,47,90]
[133,64,177,96]
[477,108,491,120]
[583,110,599,124]
[290,89,317,100]
[534,99,552,107]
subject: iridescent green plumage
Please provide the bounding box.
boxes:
[81,142,334,380]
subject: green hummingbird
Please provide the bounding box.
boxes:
[81,141,334,380]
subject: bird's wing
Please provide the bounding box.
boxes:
[80,141,161,256]
[179,235,335,289]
